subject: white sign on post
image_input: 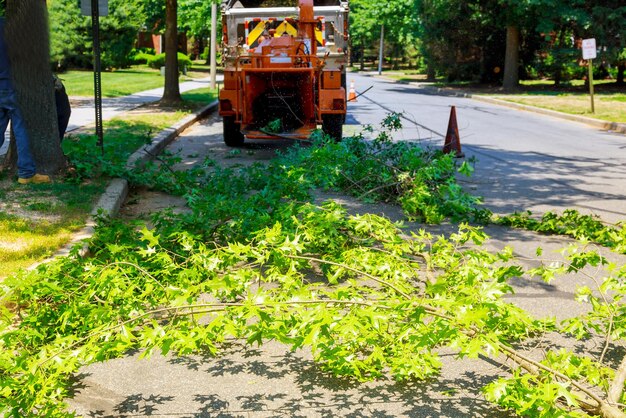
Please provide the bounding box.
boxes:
[81,0,109,16]
[582,38,596,60]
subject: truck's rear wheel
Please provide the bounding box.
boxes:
[223,116,244,147]
[322,115,343,142]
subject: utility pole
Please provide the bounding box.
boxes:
[210,1,217,89]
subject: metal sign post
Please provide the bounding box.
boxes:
[81,0,108,16]
[378,25,384,75]
[82,0,108,154]
[582,38,596,114]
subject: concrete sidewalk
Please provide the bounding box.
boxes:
[65,76,222,133]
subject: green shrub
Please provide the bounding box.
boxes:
[534,47,585,84]
[49,0,143,69]
[200,46,209,61]
[147,52,193,72]
[132,51,156,65]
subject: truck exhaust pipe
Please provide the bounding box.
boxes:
[298,0,316,55]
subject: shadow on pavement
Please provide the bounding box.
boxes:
[70,341,514,418]
[464,143,626,224]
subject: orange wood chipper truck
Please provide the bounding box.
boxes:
[219,0,349,146]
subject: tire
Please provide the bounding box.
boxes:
[322,114,343,142]
[223,116,244,147]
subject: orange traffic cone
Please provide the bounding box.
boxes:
[442,106,464,158]
[348,80,357,102]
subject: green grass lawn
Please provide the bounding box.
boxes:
[491,93,626,123]
[485,80,626,123]
[58,65,212,97]
[0,88,217,279]
[0,180,104,277]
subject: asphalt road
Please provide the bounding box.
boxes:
[348,73,626,224]
[69,114,521,418]
[67,75,626,417]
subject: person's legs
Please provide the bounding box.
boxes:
[11,116,36,179]
[6,92,36,179]
[0,90,49,183]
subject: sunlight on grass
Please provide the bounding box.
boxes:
[0,216,81,277]
[492,95,626,123]
[1,88,217,280]
[64,88,216,162]
[382,71,626,123]
[59,66,208,97]
[182,88,218,105]
[0,182,103,278]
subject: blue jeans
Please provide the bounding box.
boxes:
[0,88,36,178]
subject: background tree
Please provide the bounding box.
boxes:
[3,0,64,175]
[179,0,213,61]
[532,0,589,86]
[98,0,149,69]
[48,0,147,70]
[414,0,626,87]
[584,0,626,85]
[350,0,420,71]
[142,0,166,32]
[48,0,90,70]
[417,0,499,82]
[139,0,183,104]
[495,0,537,89]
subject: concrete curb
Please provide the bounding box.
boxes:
[377,75,626,135]
[28,100,218,269]
[126,101,218,168]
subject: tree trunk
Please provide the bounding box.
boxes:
[161,0,181,105]
[617,63,625,86]
[392,45,399,71]
[502,25,519,90]
[426,61,436,81]
[359,40,364,71]
[553,29,566,87]
[4,0,65,175]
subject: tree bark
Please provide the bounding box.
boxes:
[426,62,436,81]
[502,25,519,90]
[617,63,625,86]
[359,39,364,71]
[4,0,65,175]
[161,0,182,105]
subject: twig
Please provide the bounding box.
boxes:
[36,298,391,370]
[600,316,615,364]
[143,149,178,176]
[339,171,368,194]
[609,354,626,405]
[287,254,411,298]
[358,181,403,200]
